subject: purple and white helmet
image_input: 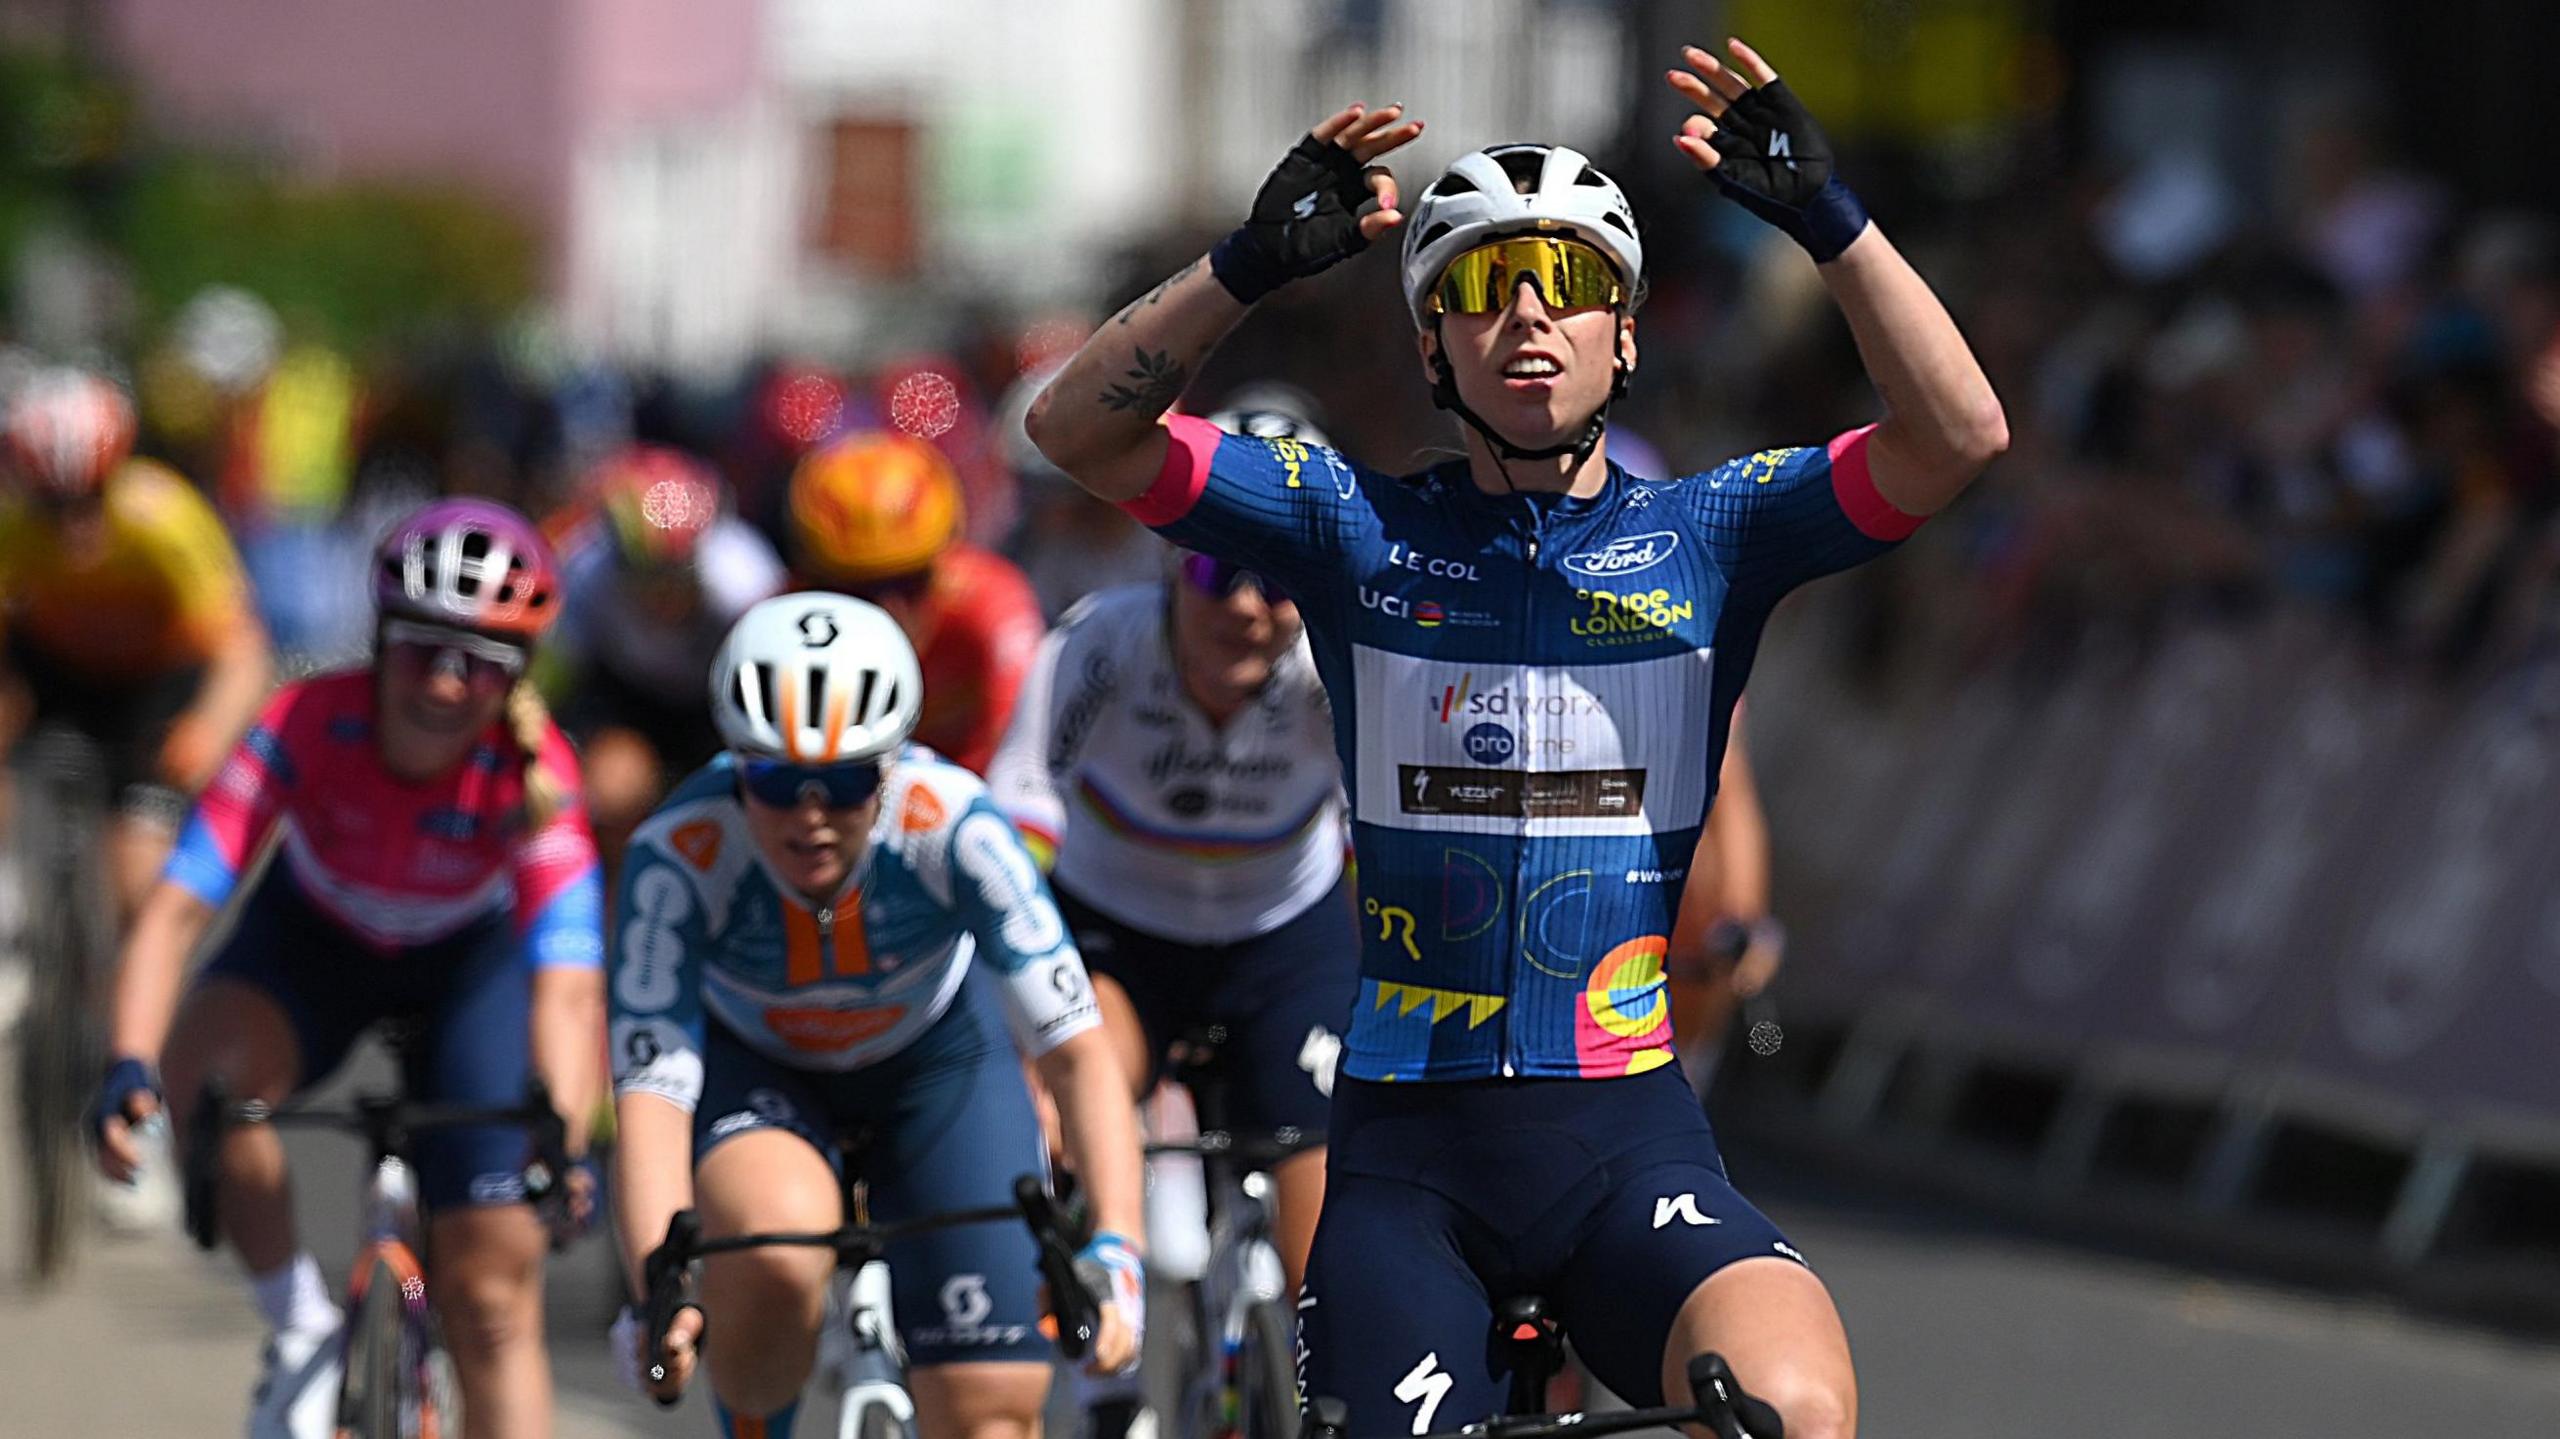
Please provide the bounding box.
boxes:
[372,498,561,640]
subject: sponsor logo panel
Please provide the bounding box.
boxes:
[1397,765,1646,820]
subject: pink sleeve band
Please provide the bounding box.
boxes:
[1827,424,1925,542]
[1120,414,1222,527]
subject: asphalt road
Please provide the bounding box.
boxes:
[9,1034,2560,1437]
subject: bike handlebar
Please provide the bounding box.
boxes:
[182,1078,573,1253]
[634,1172,1103,1403]
[1015,1173,1101,1362]
[1302,1354,1783,1439]
[1144,1124,1324,1168]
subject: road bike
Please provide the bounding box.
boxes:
[1148,1026,1319,1439]
[184,1064,570,1439]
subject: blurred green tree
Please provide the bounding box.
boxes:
[0,44,535,351]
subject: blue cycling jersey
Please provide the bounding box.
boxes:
[608,748,1100,1111]
[1127,415,1918,1082]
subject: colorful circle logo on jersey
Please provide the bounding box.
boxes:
[1576,934,1674,1075]
[1463,722,1517,765]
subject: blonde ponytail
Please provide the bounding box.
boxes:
[507,678,568,828]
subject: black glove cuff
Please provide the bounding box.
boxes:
[1799,177,1871,264]
[1209,227,1288,306]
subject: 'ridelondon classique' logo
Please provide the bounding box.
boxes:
[1560,531,1681,579]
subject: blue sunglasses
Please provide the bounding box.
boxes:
[737,756,885,809]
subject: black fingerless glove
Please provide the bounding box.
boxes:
[1703,78,1870,263]
[1210,134,1376,304]
[92,1055,158,1143]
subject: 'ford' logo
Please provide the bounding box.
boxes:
[1561,531,1680,578]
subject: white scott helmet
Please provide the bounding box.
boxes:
[1399,144,1643,327]
[710,594,923,765]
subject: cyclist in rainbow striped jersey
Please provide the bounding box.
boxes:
[989,403,1357,1295]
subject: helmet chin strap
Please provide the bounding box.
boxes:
[1428,317,1632,483]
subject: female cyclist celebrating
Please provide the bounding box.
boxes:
[92,499,606,1439]
[1028,37,2005,1439]
[607,593,1143,1439]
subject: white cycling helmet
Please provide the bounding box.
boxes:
[1399,144,1644,327]
[1205,382,1334,451]
[710,594,923,765]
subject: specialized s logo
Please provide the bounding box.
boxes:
[1561,531,1680,579]
[1396,1353,1453,1435]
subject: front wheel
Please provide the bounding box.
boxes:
[13,754,106,1288]
[340,1253,437,1439]
[1236,1297,1299,1439]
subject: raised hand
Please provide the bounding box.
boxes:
[1666,38,1870,262]
[1209,102,1427,304]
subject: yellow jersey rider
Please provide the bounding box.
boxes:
[0,367,272,915]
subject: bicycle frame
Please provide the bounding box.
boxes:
[341,1155,443,1439]
[1182,1145,1284,1437]
[1153,1034,1321,1439]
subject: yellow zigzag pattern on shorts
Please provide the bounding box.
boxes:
[1373,981,1507,1029]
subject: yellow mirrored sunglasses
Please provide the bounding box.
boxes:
[1428,235,1624,316]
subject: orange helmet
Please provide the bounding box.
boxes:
[788,431,963,585]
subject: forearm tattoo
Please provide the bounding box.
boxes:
[1098,347,1189,413]
[1115,257,1203,328]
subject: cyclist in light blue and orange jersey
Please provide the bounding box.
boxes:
[606,594,1143,1439]
[1027,36,2006,1439]
[93,499,605,1439]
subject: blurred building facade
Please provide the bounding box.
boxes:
[99,0,1630,375]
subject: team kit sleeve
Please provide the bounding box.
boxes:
[607,839,712,1112]
[1692,424,1927,610]
[512,728,607,972]
[985,623,1073,869]
[1118,414,1363,603]
[163,684,307,907]
[946,794,1102,1056]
